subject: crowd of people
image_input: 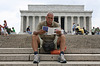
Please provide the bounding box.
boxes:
[1,20,99,36]
[91,27,100,35]
[72,23,89,35]
[0,20,16,36]
[71,23,100,35]
[24,23,100,35]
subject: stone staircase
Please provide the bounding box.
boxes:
[0,34,100,66]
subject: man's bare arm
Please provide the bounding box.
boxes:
[33,29,46,35]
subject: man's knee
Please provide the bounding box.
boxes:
[32,35,39,39]
[60,35,66,38]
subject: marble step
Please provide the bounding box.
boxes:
[0,48,100,54]
[30,54,100,61]
[0,35,100,48]
[0,54,100,61]
[0,61,100,66]
[0,48,33,54]
[39,61,100,66]
[0,61,36,66]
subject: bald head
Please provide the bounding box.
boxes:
[47,12,54,17]
[46,12,54,25]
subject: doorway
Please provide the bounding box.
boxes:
[54,16,58,23]
[61,17,65,30]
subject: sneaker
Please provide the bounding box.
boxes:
[58,54,67,63]
[33,54,40,63]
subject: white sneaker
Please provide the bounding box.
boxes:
[58,54,67,63]
[33,54,40,63]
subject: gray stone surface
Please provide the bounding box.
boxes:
[1,61,100,66]
[0,34,32,48]
[66,35,100,48]
[0,54,100,61]
[39,61,100,66]
[40,48,100,54]
[28,5,84,11]
[0,54,30,61]
[65,48,100,54]
[30,54,100,61]
[39,35,100,53]
[0,48,100,54]
[0,61,37,66]
[0,35,100,66]
[0,35,100,48]
[0,48,33,54]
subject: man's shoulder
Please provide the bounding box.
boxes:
[38,21,46,25]
[53,21,58,24]
[53,21,59,26]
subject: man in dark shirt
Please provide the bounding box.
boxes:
[26,26,32,34]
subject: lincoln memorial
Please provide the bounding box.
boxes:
[20,5,93,33]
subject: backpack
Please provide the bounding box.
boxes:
[42,40,55,52]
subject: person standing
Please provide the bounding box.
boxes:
[4,20,7,29]
[3,20,9,36]
[91,27,95,35]
[72,23,76,35]
[95,27,100,35]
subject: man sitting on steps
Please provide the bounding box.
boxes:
[32,12,67,63]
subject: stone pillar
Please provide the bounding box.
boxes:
[89,16,92,34]
[71,16,74,32]
[64,16,67,32]
[58,16,61,26]
[20,16,23,32]
[84,16,86,29]
[26,16,29,28]
[77,16,80,26]
[39,16,41,22]
[32,16,35,32]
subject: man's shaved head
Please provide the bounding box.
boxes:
[46,12,54,25]
[47,12,54,17]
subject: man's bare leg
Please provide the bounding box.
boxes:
[57,34,66,63]
[32,34,40,63]
[32,34,40,52]
[57,35,66,52]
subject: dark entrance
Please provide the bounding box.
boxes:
[54,17,58,23]
[61,17,65,30]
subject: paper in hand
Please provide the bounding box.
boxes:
[42,26,48,32]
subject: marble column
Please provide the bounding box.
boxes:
[89,16,92,34]
[64,16,67,32]
[39,16,41,22]
[84,16,86,29]
[71,16,74,32]
[20,16,23,32]
[26,16,29,28]
[32,16,35,32]
[58,16,61,26]
[77,16,80,26]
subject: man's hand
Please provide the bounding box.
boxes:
[33,29,46,35]
[56,30,61,35]
[38,29,46,35]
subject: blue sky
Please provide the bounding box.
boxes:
[0,0,100,33]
